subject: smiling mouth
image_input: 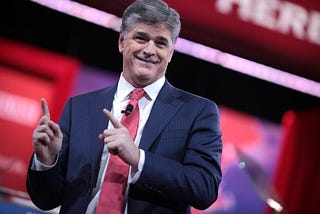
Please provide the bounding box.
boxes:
[136,56,158,64]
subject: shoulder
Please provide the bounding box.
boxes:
[162,82,220,116]
[169,84,218,108]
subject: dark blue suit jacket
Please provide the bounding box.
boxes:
[27,80,222,214]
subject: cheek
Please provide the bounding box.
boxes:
[161,52,173,64]
[122,47,135,61]
[160,48,173,60]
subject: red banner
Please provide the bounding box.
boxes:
[75,0,320,82]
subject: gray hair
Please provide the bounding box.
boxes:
[121,0,181,44]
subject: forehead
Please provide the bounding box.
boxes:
[129,22,172,41]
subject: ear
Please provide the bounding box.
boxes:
[118,32,124,53]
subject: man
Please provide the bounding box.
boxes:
[26,0,222,213]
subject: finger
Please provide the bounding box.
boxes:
[48,121,63,138]
[103,108,123,128]
[35,124,54,139]
[41,98,50,118]
[105,142,119,155]
[38,114,50,125]
[98,133,105,141]
[33,132,51,145]
[103,134,118,144]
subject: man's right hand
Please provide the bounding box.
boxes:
[32,98,63,165]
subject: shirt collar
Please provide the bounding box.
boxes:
[115,73,165,102]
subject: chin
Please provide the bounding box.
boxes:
[134,72,154,85]
[136,67,154,77]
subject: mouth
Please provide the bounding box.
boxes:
[136,56,158,64]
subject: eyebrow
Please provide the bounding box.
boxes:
[135,31,169,44]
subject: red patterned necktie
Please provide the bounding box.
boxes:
[96,88,145,214]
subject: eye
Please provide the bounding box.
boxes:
[155,40,167,48]
[135,36,147,43]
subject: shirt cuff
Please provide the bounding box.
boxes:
[31,154,58,171]
[129,149,145,184]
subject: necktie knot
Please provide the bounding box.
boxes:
[131,88,145,101]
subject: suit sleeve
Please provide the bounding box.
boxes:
[26,99,72,211]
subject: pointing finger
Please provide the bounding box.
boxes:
[41,98,50,118]
[103,108,123,128]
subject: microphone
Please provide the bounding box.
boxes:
[121,104,134,116]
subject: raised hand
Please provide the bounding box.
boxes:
[99,108,140,168]
[32,98,63,165]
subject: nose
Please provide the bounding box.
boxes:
[143,41,156,56]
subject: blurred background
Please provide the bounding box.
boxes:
[0,0,319,213]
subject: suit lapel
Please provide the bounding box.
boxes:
[89,85,117,152]
[139,81,184,151]
[89,85,117,185]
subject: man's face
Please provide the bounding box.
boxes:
[119,22,174,87]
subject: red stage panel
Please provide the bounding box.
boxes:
[0,37,80,196]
